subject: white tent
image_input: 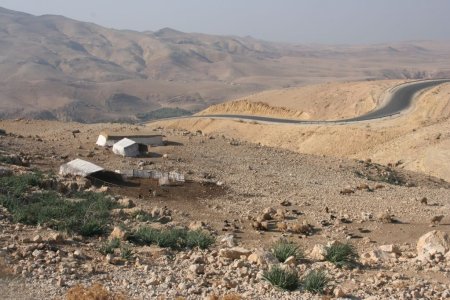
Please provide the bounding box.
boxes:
[59,159,104,177]
[112,138,140,157]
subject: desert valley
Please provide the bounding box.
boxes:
[1,4,450,300]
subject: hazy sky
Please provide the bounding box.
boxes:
[0,0,449,44]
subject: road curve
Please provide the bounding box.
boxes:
[187,79,450,125]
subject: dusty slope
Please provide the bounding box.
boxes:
[154,81,450,182]
[0,120,449,299]
[2,7,450,122]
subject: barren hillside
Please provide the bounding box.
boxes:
[1,7,450,122]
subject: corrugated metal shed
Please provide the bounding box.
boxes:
[59,159,104,177]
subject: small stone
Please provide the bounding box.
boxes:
[379,244,401,255]
[189,221,206,231]
[32,235,43,243]
[334,287,346,298]
[118,198,135,208]
[309,244,326,261]
[109,226,128,241]
[189,264,205,275]
[220,234,237,247]
[219,247,251,260]
[57,277,65,287]
[73,250,83,258]
[248,249,278,266]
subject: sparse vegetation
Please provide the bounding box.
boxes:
[0,174,117,236]
[129,227,214,250]
[99,238,121,255]
[186,229,216,249]
[0,155,17,165]
[325,243,358,268]
[262,265,299,291]
[131,210,157,222]
[271,239,303,263]
[302,270,328,294]
[120,244,134,260]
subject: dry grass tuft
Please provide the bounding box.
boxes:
[66,283,126,300]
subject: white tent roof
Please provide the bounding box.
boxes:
[59,159,104,177]
[114,138,137,149]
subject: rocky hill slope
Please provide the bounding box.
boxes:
[1,7,450,122]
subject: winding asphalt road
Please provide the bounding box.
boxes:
[191,79,450,125]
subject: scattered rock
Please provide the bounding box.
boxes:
[118,198,135,208]
[309,244,327,261]
[219,247,251,260]
[189,264,205,275]
[379,244,401,255]
[334,287,346,298]
[417,230,450,259]
[109,226,128,241]
[248,249,278,266]
[377,212,394,223]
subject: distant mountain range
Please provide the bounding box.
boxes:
[1,7,449,122]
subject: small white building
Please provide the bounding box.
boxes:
[96,131,163,147]
[112,138,141,157]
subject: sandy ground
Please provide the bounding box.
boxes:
[155,81,450,182]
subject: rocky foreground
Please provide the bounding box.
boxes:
[0,120,449,299]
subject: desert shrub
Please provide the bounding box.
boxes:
[324,243,358,268]
[0,172,42,196]
[132,210,157,222]
[152,228,187,249]
[0,174,117,236]
[99,238,121,255]
[129,227,214,250]
[186,230,215,249]
[262,265,299,291]
[0,155,17,165]
[120,244,134,260]
[66,283,126,300]
[302,270,328,294]
[271,239,303,263]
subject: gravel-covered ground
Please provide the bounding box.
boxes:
[0,120,449,299]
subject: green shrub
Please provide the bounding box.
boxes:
[302,270,328,294]
[271,239,303,263]
[132,210,157,222]
[120,244,134,260]
[262,266,299,291]
[0,174,117,237]
[325,243,358,268]
[186,230,215,249]
[129,227,214,250]
[99,238,121,255]
[0,173,42,197]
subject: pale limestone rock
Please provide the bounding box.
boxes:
[417,230,450,259]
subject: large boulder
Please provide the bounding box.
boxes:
[417,230,450,259]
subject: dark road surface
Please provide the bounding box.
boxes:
[196,79,450,125]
